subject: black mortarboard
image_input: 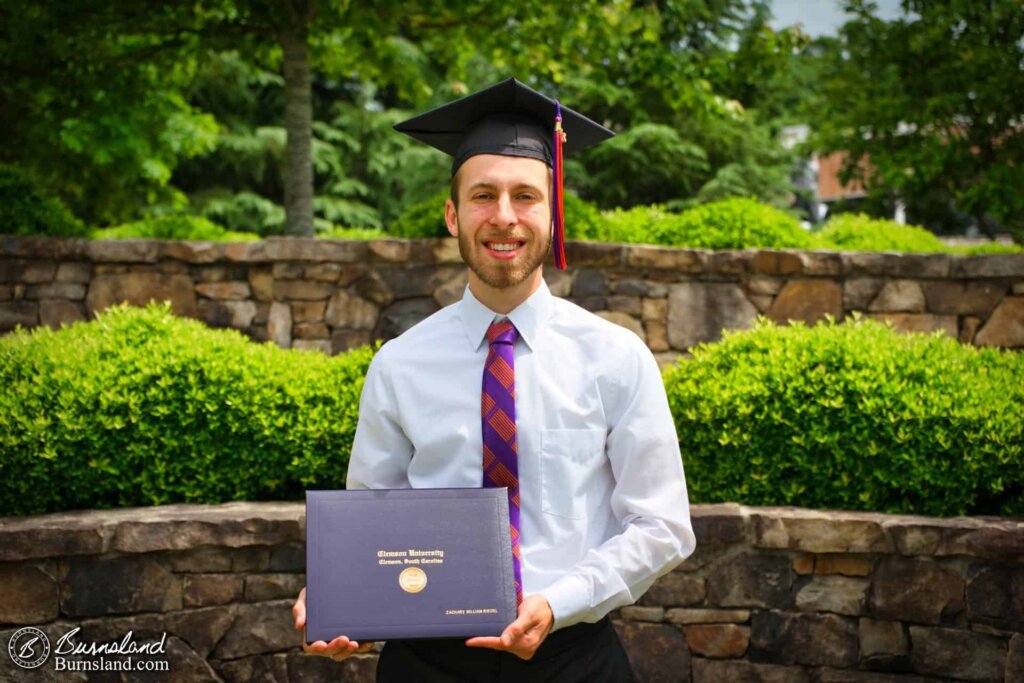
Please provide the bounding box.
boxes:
[394,77,614,176]
[393,77,615,269]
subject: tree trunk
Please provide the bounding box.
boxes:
[280,25,314,237]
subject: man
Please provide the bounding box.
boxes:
[293,78,695,681]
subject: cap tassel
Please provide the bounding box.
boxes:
[552,101,568,270]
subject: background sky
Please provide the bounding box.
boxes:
[769,0,909,36]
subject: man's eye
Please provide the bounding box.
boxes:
[473,193,493,200]
[517,193,537,201]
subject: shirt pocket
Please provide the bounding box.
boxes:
[540,428,607,519]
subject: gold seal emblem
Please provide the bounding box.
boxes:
[398,567,427,593]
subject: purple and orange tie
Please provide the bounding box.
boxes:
[482,320,523,605]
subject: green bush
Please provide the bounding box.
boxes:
[317,226,389,240]
[562,192,606,241]
[0,165,89,238]
[953,242,1024,256]
[5,306,1022,518]
[0,304,373,516]
[389,190,449,238]
[664,317,1024,517]
[650,197,811,249]
[92,216,260,242]
[595,205,667,244]
[813,213,948,252]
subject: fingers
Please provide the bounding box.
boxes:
[302,635,362,660]
[292,587,306,630]
[465,623,537,659]
[464,636,502,649]
[501,620,525,649]
[294,589,375,661]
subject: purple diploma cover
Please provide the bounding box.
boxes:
[305,488,518,642]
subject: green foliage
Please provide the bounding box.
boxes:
[814,214,947,252]
[562,192,606,241]
[811,214,1024,254]
[954,242,1024,256]
[317,226,388,240]
[651,198,810,249]
[195,190,286,236]
[580,124,709,208]
[0,165,89,238]
[536,1,799,211]
[5,304,1022,518]
[389,190,449,238]
[92,216,259,242]
[4,0,804,235]
[664,316,1024,517]
[0,3,218,224]
[592,205,667,245]
[0,303,374,516]
[318,95,449,229]
[811,0,1024,242]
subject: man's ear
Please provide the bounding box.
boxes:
[444,198,459,238]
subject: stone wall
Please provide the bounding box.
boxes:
[0,503,1021,682]
[2,236,1023,360]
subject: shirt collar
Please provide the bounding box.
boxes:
[459,279,553,352]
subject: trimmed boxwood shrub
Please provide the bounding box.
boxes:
[0,303,373,516]
[664,316,1024,517]
[92,216,260,242]
[562,192,606,241]
[5,306,1022,518]
[813,213,1023,254]
[813,214,947,253]
[593,205,666,244]
[649,197,812,249]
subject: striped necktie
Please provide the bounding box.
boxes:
[482,320,523,605]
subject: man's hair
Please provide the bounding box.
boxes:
[450,169,462,209]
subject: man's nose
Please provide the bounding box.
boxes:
[491,194,516,227]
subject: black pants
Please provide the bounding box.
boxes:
[376,617,635,683]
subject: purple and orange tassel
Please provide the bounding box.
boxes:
[552,101,568,270]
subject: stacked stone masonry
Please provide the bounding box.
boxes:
[2,236,1023,361]
[1,503,1022,681]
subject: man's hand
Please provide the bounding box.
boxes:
[293,587,374,661]
[464,594,554,661]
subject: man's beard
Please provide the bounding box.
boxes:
[457,219,551,289]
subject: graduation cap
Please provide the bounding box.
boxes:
[394,78,614,270]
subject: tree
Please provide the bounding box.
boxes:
[0,2,218,224]
[811,0,1024,241]
[3,0,809,233]
[204,0,538,235]
[502,0,802,210]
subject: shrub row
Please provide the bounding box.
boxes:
[1,309,1021,518]
[663,317,1024,517]
[92,216,260,242]
[0,304,372,516]
[383,195,1021,254]
[6,172,1019,255]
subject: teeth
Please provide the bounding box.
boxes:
[489,243,518,252]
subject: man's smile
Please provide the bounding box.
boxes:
[482,239,527,259]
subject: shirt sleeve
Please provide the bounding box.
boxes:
[345,349,414,490]
[540,341,696,630]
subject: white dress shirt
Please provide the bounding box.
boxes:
[346,279,695,631]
